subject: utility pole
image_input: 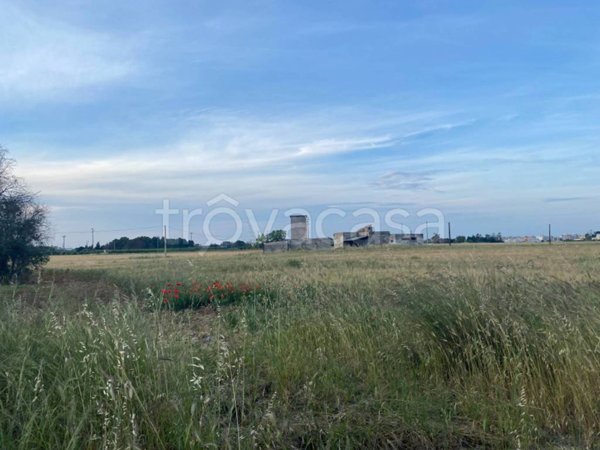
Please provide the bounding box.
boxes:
[91,228,95,249]
[425,221,429,243]
[62,235,66,249]
[448,222,452,246]
[163,225,167,257]
[190,231,194,242]
[549,224,552,245]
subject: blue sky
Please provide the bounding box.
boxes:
[2,0,600,245]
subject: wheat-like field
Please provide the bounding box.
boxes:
[1,243,599,448]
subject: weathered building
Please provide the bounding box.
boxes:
[263,240,289,253]
[263,238,334,253]
[263,218,422,252]
[290,215,309,240]
[390,233,424,245]
[263,215,334,253]
[333,225,423,249]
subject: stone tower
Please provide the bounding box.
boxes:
[290,215,308,240]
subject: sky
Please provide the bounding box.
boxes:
[2,0,600,246]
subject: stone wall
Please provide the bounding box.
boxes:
[390,234,424,245]
[263,241,289,253]
[263,238,333,252]
[289,238,333,250]
[368,231,391,245]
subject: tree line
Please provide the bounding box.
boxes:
[64,229,289,253]
[430,233,504,244]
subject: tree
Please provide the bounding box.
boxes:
[266,230,286,242]
[232,240,248,249]
[466,233,503,243]
[0,147,50,283]
[255,234,266,248]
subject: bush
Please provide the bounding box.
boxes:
[0,147,50,283]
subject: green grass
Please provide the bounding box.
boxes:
[1,244,600,448]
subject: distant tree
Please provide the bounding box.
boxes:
[466,233,503,243]
[255,234,266,248]
[266,230,286,242]
[585,231,600,241]
[0,147,50,283]
[94,242,101,250]
[100,235,199,251]
[232,240,247,249]
[217,240,250,250]
[455,235,466,243]
[129,236,151,249]
[117,237,130,249]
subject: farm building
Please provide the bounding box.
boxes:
[333,225,423,249]
[263,215,334,253]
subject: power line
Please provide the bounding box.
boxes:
[52,225,196,247]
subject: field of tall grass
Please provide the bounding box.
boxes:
[1,243,599,448]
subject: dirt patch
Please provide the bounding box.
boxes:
[181,307,218,345]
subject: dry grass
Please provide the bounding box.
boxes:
[47,242,598,281]
[1,243,600,448]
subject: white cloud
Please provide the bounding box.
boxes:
[15,110,454,204]
[297,136,394,156]
[0,2,137,102]
[14,108,597,243]
[370,171,437,191]
[19,108,592,219]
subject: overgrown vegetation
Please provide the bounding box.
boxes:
[0,146,50,283]
[1,244,599,448]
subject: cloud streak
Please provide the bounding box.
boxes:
[17,109,461,198]
[370,171,439,191]
[15,104,600,216]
